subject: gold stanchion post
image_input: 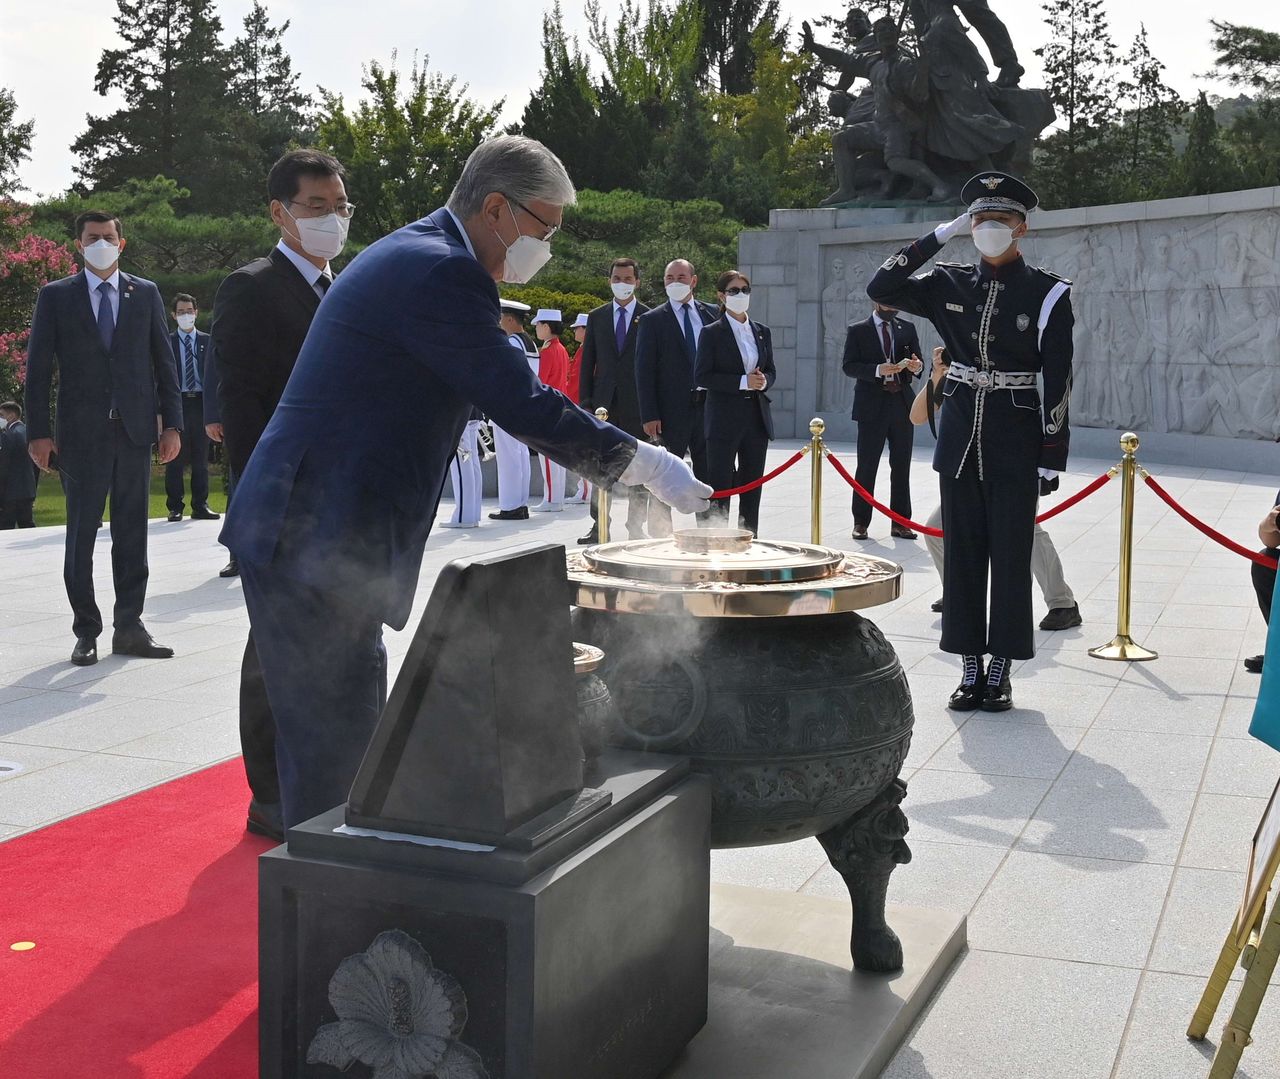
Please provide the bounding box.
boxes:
[1089,432,1157,662]
[594,407,610,544]
[809,418,825,545]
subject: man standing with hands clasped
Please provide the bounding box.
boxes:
[25,211,184,666]
[868,171,1074,712]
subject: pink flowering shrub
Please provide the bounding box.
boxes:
[0,201,76,398]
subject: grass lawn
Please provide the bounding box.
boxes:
[32,466,232,527]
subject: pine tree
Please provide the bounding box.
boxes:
[696,0,784,94]
[229,0,313,176]
[0,88,34,197]
[1032,0,1121,207]
[1178,91,1237,195]
[72,0,254,213]
[1113,25,1185,200]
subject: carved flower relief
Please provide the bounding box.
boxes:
[306,929,489,1079]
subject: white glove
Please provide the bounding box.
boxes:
[619,440,713,515]
[1037,468,1059,480]
[934,214,970,244]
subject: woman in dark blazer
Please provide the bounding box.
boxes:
[693,269,776,535]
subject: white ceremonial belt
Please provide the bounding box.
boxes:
[946,363,1036,391]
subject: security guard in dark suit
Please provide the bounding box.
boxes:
[842,305,924,540]
[867,171,1073,712]
[165,293,218,522]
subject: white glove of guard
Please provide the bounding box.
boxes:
[934,214,970,244]
[619,440,713,515]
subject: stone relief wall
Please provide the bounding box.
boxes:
[741,192,1280,444]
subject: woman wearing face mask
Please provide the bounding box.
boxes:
[867,170,1074,714]
[693,270,777,536]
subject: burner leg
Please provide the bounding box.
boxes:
[817,776,911,972]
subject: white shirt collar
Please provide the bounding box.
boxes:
[613,299,634,318]
[275,238,328,287]
[444,208,478,260]
[872,311,892,327]
[85,268,121,295]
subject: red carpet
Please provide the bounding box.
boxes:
[0,760,269,1078]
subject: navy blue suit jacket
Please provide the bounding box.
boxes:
[635,299,720,446]
[25,270,182,448]
[578,300,649,438]
[170,329,209,393]
[841,315,922,422]
[694,314,776,441]
[221,208,635,628]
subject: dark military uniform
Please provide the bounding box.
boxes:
[867,174,1073,665]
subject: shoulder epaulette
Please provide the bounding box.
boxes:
[1035,266,1072,284]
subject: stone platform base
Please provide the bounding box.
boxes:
[663,885,966,1079]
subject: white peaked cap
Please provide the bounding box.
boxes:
[499,298,531,313]
[532,308,563,323]
[572,313,589,328]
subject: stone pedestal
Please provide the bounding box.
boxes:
[261,751,711,1079]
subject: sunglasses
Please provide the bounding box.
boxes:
[724,286,751,296]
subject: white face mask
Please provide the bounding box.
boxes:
[724,293,751,315]
[82,239,120,271]
[665,281,693,304]
[972,221,1016,258]
[175,313,197,332]
[611,281,636,301]
[284,206,349,261]
[495,201,553,284]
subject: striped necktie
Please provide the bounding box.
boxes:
[182,334,199,392]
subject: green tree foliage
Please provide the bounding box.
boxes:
[30,177,276,316]
[1032,0,1122,207]
[695,0,784,95]
[1111,25,1186,200]
[1177,91,1240,195]
[1207,21,1280,190]
[1209,20,1280,95]
[229,1,314,178]
[0,89,35,198]
[315,53,502,246]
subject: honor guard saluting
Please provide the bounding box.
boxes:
[867,171,1073,712]
[489,298,539,520]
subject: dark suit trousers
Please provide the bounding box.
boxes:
[60,420,152,639]
[706,403,770,535]
[1253,550,1279,624]
[851,403,914,528]
[649,398,711,532]
[0,499,35,528]
[239,631,279,804]
[939,458,1038,660]
[164,396,210,512]
[239,558,388,828]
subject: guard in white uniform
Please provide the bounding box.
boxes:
[440,406,484,528]
[489,298,537,521]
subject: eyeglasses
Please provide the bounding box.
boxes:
[508,197,560,241]
[288,200,357,219]
[724,286,751,296]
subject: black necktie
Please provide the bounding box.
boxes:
[96,281,115,351]
[682,303,696,363]
[317,273,331,295]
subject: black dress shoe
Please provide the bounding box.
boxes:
[1245,654,1265,673]
[851,524,869,540]
[219,557,240,579]
[166,511,183,522]
[111,628,174,659]
[891,526,918,540]
[1039,603,1083,630]
[577,530,599,545]
[981,676,1014,712]
[71,637,98,666]
[191,506,221,520]
[930,597,945,613]
[246,799,285,841]
[488,506,529,521]
[947,682,984,711]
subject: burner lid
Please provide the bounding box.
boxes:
[568,528,901,617]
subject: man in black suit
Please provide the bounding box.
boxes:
[577,256,650,543]
[164,293,218,523]
[842,302,924,540]
[0,401,38,528]
[210,148,349,841]
[635,258,720,535]
[25,210,183,666]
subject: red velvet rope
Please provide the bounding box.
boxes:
[823,448,1115,537]
[710,449,807,499]
[823,450,944,536]
[1144,474,1280,570]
